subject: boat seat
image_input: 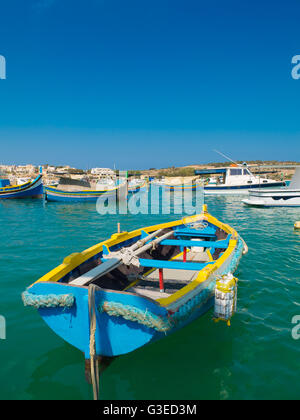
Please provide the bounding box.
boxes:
[138,258,214,271]
[69,258,120,286]
[174,226,217,239]
[127,251,210,299]
[160,238,230,249]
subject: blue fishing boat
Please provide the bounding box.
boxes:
[23,205,247,369]
[45,182,126,203]
[0,175,43,199]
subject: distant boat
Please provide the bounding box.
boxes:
[0,175,43,199]
[22,205,247,363]
[195,166,286,195]
[46,181,59,187]
[243,167,300,207]
[127,179,147,194]
[45,183,126,203]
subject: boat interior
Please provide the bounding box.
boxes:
[60,223,230,301]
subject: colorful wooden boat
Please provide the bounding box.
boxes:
[127,180,147,194]
[44,183,126,203]
[0,175,43,199]
[151,181,201,192]
[23,205,247,366]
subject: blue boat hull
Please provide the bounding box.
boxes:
[0,175,43,199]
[45,186,122,203]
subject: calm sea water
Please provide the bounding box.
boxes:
[0,194,299,400]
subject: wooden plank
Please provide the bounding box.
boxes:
[69,258,120,286]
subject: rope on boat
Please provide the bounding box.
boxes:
[88,284,100,401]
[100,301,172,332]
[99,283,215,333]
[22,291,75,308]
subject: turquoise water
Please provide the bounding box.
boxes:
[0,196,299,400]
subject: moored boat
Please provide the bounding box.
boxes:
[22,205,247,365]
[243,167,300,207]
[44,179,127,203]
[195,166,286,195]
[0,175,43,199]
[127,180,147,194]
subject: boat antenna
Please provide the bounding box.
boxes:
[213,150,242,166]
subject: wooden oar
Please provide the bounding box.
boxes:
[128,228,164,252]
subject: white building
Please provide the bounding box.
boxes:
[91,168,115,176]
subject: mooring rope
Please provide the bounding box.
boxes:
[88,284,100,401]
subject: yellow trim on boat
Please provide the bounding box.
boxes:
[206,248,214,262]
[0,181,31,190]
[45,185,121,195]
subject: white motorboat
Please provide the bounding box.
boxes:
[195,150,286,195]
[195,165,286,195]
[243,167,300,207]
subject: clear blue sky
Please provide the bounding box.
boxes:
[0,0,299,169]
